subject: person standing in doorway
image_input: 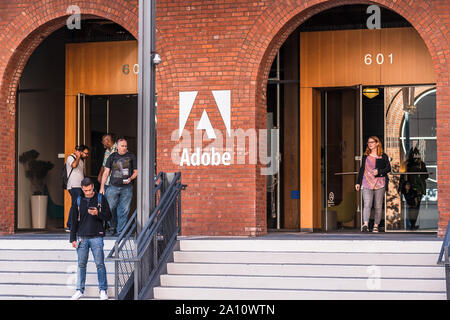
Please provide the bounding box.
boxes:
[398,147,429,230]
[70,177,111,300]
[66,145,89,231]
[97,134,118,235]
[355,136,391,233]
[99,138,137,235]
[399,181,420,230]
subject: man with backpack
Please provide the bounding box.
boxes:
[64,145,89,231]
[70,177,111,300]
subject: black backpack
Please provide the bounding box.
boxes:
[61,155,76,189]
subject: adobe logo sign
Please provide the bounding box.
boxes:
[174,90,232,167]
[179,90,231,140]
[171,90,279,175]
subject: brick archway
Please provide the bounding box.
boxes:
[0,0,138,234]
[234,0,449,236]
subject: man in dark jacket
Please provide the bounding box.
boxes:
[69,177,111,300]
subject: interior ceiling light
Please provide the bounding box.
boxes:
[363,88,379,99]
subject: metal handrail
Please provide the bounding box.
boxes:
[136,172,181,249]
[106,171,185,300]
[106,171,164,260]
[106,211,137,261]
[437,221,450,300]
[136,184,182,259]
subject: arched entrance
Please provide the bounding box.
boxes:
[0,1,138,234]
[241,1,448,235]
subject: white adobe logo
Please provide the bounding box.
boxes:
[179,90,231,139]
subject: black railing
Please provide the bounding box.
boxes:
[437,221,450,300]
[106,172,185,300]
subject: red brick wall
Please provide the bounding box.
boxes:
[0,0,138,235]
[0,0,448,236]
[156,0,449,237]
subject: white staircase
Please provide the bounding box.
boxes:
[0,237,116,300]
[154,237,447,300]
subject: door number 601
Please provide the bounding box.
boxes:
[364,53,393,65]
[122,64,139,75]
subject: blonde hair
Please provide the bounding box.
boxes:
[364,136,383,156]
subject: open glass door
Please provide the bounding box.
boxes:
[384,85,438,231]
[76,94,138,192]
[76,93,94,181]
[77,93,110,189]
[322,86,362,231]
[76,93,90,149]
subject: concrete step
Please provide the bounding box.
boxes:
[178,239,442,253]
[0,239,116,250]
[0,272,115,285]
[0,237,118,300]
[160,274,446,292]
[155,237,446,300]
[0,249,109,261]
[166,262,445,279]
[0,260,114,273]
[173,251,438,266]
[0,284,114,299]
[153,286,446,300]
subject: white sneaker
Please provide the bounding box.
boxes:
[71,290,83,300]
[99,290,108,300]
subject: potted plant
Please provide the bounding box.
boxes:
[19,150,54,229]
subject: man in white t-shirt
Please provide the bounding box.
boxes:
[66,145,89,230]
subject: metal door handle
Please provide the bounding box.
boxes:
[334,172,358,175]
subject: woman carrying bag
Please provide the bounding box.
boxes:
[355,136,391,233]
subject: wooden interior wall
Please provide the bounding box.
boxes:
[299,27,436,230]
[313,88,321,229]
[283,31,300,229]
[300,27,436,87]
[299,87,322,230]
[64,40,138,227]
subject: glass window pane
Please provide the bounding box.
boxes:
[385,87,437,231]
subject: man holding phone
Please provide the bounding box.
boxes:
[69,177,111,300]
[100,138,137,235]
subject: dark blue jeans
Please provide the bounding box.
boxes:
[105,184,133,234]
[76,236,108,293]
[67,187,83,229]
[104,185,117,231]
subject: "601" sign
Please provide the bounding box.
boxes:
[122,64,139,75]
[364,53,393,65]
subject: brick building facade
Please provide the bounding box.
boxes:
[0,0,448,236]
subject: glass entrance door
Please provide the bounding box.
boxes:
[76,93,138,190]
[322,86,362,231]
[384,85,438,231]
[76,93,95,180]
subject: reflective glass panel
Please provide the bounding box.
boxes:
[385,86,437,231]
